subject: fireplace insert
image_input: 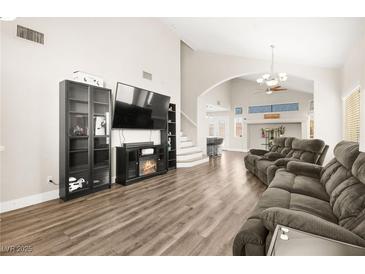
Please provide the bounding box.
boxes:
[139,155,158,176]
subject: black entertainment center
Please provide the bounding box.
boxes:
[115,142,167,185]
[59,80,176,200]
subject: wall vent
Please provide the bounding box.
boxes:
[17,25,44,44]
[142,71,152,81]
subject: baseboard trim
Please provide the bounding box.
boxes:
[223,148,248,153]
[1,178,119,213]
[0,190,59,213]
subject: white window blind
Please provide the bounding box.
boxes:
[344,89,361,142]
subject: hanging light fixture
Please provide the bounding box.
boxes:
[257,45,288,87]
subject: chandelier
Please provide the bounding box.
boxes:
[256,45,288,87]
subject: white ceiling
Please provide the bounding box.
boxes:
[161,18,365,68]
[239,74,314,93]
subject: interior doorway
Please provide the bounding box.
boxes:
[208,115,230,148]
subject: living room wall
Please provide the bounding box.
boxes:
[0,18,181,208]
[229,78,313,151]
[195,78,313,153]
[181,42,342,161]
[341,34,365,151]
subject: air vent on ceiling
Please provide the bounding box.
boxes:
[142,71,152,81]
[17,25,44,44]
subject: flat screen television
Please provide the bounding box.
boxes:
[112,82,171,129]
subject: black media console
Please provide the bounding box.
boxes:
[115,142,167,185]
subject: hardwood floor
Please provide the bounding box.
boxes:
[0,151,266,256]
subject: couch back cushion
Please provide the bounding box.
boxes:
[285,138,325,164]
[269,137,294,155]
[320,141,365,239]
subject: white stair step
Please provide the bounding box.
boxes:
[180,136,189,142]
[177,157,209,168]
[177,146,202,155]
[180,141,193,148]
[177,152,203,162]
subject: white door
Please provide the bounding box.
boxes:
[208,116,229,148]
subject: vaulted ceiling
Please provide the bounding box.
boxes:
[161,18,365,68]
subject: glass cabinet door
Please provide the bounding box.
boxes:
[67,82,90,194]
[92,87,111,188]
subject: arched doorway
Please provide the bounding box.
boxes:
[196,73,315,155]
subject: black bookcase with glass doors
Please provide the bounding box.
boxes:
[59,80,112,201]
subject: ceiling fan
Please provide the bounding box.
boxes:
[256,45,288,92]
[255,85,288,95]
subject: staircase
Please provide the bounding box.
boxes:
[177,132,209,168]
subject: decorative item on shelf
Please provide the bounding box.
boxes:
[95,116,106,136]
[168,137,172,151]
[169,106,173,111]
[71,125,88,136]
[68,177,87,192]
[73,71,104,87]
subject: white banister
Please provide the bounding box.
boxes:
[181,111,197,127]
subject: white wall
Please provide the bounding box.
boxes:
[181,43,342,161]
[197,80,231,152]
[0,18,181,204]
[341,35,365,152]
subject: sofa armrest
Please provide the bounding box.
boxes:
[287,161,322,179]
[233,218,269,256]
[274,157,302,167]
[260,207,365,248]
[267,165,281,184]
[263,152,286,161]
[249,149,269,156]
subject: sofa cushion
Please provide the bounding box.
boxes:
[263,152,285,161]
[269,137,294,155]
[256,159,274,172]
[249,188,291,219]
[320,159,352,199]
[319,142,365,240]
[352,153,365,184]
[270,169,329,202]
[286,138,325,164]
[290,193,337,223]
[333,141,360,170]
[245,154,262,167]
[287,161,322,179]
[292,138,325,153]
[250,183,336,223]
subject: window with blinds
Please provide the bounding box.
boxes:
[344,89,361,142]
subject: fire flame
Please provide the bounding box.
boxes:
[141,159,157,175]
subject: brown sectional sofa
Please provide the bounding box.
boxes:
[233,141,365,256]
[244,137,329,185]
